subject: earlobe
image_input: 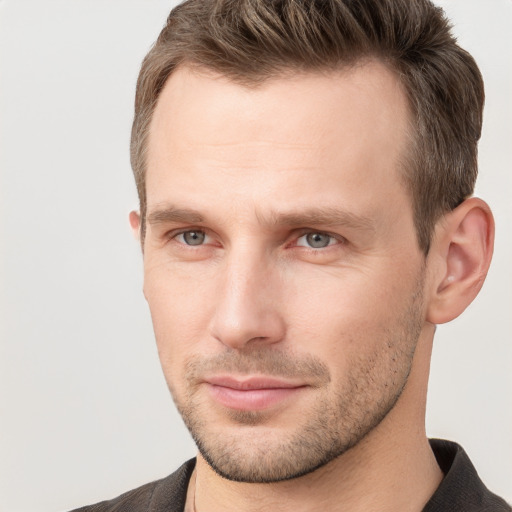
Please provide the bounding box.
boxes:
[426,197,494,325]
[129,210,141,240]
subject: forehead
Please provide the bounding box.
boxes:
[146,61,412,226]
[149,61,410,149]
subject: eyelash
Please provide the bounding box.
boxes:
[169,229,213,247]
[294,232,342,249]
[168,228,345,251]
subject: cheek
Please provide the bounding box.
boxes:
[283,265,416,361]
[143,263,217,377]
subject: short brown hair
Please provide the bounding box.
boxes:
[131,0,484,253]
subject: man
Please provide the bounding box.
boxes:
[74,0,510,510]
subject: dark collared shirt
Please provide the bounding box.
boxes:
[71,439,511,511]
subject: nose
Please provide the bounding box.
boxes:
[209,251,286,350]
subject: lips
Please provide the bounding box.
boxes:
[204,376,307,411]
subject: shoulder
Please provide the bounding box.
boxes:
[69,459,196,512]
[425,439,511,512]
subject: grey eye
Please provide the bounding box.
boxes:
[304,233,333,248]
[181,231,206,245]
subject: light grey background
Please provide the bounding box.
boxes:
[0,1,510,510]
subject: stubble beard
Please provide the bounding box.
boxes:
[166,279,425,484]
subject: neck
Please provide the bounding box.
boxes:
[193,326,442,512]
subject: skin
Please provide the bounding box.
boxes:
[130,61,494,512]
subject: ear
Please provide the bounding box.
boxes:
[426,197,494,324]
[129,210,141,241]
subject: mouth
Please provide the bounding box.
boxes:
[203,375,308,411]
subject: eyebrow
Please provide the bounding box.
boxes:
[262,207,376,231]
[147,206,205,225]
[147,204,375,232]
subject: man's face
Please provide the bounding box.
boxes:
[141,62,428,482]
